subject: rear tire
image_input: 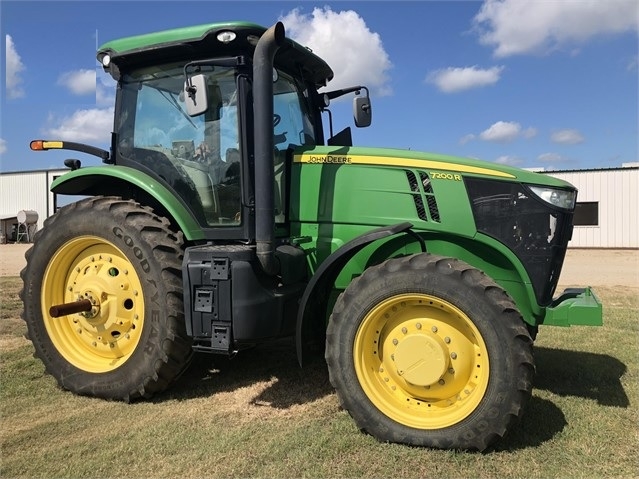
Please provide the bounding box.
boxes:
[20,196,192,401]
[325,253,534,450]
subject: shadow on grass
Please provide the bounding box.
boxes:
[493,396,567,452]
[158,341,628,452]
[533,346,629,407]
[163,338,334,407]
[494,346,629,452]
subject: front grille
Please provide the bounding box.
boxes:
[465,177,574,305]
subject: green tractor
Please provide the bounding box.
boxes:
[21,21,602,450]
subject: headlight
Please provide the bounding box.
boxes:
[528,185,576,210]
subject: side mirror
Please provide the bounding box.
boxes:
[184,74,209,117]
[353,87,372,128]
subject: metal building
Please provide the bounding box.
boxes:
[544,164,639,248]
[0,169,67,243]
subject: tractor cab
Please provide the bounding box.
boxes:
[95,21,370,240]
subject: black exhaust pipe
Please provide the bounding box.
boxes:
[253,22,285,276]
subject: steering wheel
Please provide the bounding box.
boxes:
[273,113,281,128]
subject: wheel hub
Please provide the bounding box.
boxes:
[394,334,448,386]
[78,292,100,319]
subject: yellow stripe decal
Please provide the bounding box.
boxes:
[294,154,516,179]
[42,141,64,149]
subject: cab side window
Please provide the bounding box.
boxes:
[272,72,315,223]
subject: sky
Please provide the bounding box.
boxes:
[1,0,637,173]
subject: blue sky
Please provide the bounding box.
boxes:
[1,0,637,172]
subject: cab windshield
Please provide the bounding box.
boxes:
[116,63,241,226]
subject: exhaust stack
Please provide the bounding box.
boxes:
[253,22,285,276]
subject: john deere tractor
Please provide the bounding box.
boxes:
[21,21,602,450]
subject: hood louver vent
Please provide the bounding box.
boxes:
[420,172,440,222]
[405,170,440,223]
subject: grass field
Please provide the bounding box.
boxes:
[1,276,637,478]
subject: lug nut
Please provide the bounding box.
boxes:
[416,323,422,330]
[450,352,457,360]
[392,339,398,345]
[431,326,438,333]
[401,327,407,334]
[444,337,451,344]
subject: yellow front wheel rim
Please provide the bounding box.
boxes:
[354,294,489,429]
[41,236,144,373]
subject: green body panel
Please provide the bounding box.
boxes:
[50,166,205,240]
[97,21,333,87]
[542,288,603,327]
[292,145,575,187]
[287,145,572,325]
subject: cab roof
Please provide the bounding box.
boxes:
[97,21,334,88]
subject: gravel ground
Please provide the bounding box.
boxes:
[1,243,637,288]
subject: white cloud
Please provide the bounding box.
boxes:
[479,121,523,142]
[459,133,476,145]
[494,155,523,166]
[426,65,504,93]
[538,152,563,163]
[96,69,116,107]
[461,121,536,144]
[44,108,113,142]
[5,35,26,99]
[0,138,6,154]
[551,128,585,144]
[57,69,96,95]
[280,7,392,96]
[537,152,572,169]
[474,0,639,57]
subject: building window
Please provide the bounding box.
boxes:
[574,201,598,226]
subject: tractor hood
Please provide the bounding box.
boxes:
[293,145,574,189]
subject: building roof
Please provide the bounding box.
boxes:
[541,165,639,174]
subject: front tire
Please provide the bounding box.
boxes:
[20,197,192,401]
[325,253,534,450]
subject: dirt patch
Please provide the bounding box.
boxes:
[1,242,637,288]
[557,249,638,289]
[0,244,30,277]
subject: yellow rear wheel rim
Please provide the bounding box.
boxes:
[354,294,489,429]
[41,236,144,373]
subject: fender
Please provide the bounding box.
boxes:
[51,166,205,240]
[295,222,421,366]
